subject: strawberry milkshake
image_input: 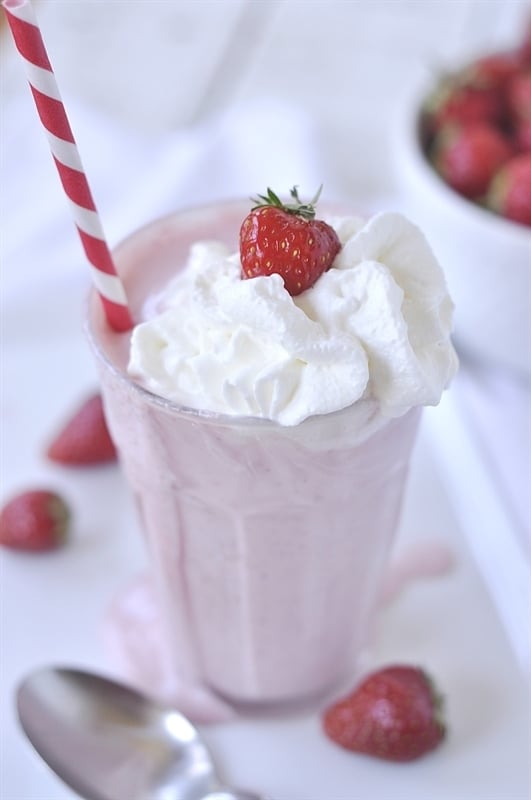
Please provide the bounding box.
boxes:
[88,195,457,713]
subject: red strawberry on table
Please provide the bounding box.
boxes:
[46,393,117,466]
[240,186,341,296]
[0,489,70,552]
[322,665,446,762]
[432,123,513,198]
[487,153,531,226]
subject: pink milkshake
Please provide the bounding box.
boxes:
[88,200,456,709]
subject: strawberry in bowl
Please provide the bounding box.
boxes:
[420,30,531,224]
[393,22,531,378]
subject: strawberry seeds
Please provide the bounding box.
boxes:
[240,186,341,296]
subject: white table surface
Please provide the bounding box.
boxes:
[1,2,530,799]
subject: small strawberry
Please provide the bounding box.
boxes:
[514,118,531,152]
[463,52,520,91]
[507,71,531,122]
[424,82,505,136]
[240,186,341,296]
[516,18,531,66]
[46,393,117,465]
[322,665,446,762]
[0,489,70,552]
[487,153,531,226]
[424,54,520,138]
[432,123,513,198]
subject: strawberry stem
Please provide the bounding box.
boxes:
[250,185,323,220]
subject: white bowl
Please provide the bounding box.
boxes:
[393,72,531,380]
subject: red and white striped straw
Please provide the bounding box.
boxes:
[2,0,133,332]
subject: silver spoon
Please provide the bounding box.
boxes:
[16,666,263,800]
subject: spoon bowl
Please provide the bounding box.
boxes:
[16,667,262,800]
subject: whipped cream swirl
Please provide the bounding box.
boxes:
[128,212,458,425]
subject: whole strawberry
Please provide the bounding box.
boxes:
[514,119,531,152]
[516,19,531,66]
[463,52,520,91]
[432,123,513,198]
[507,71,531,123]
[424,82,506,137]
[46,393,117,466]
[487,153,531,226]
[0,490,70,552]
[322,665,446,762]
[240,186,341,296]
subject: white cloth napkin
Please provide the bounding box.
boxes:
[456,360,530,541]
[423,366,531,677]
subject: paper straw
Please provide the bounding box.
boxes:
[2,0,133,332]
